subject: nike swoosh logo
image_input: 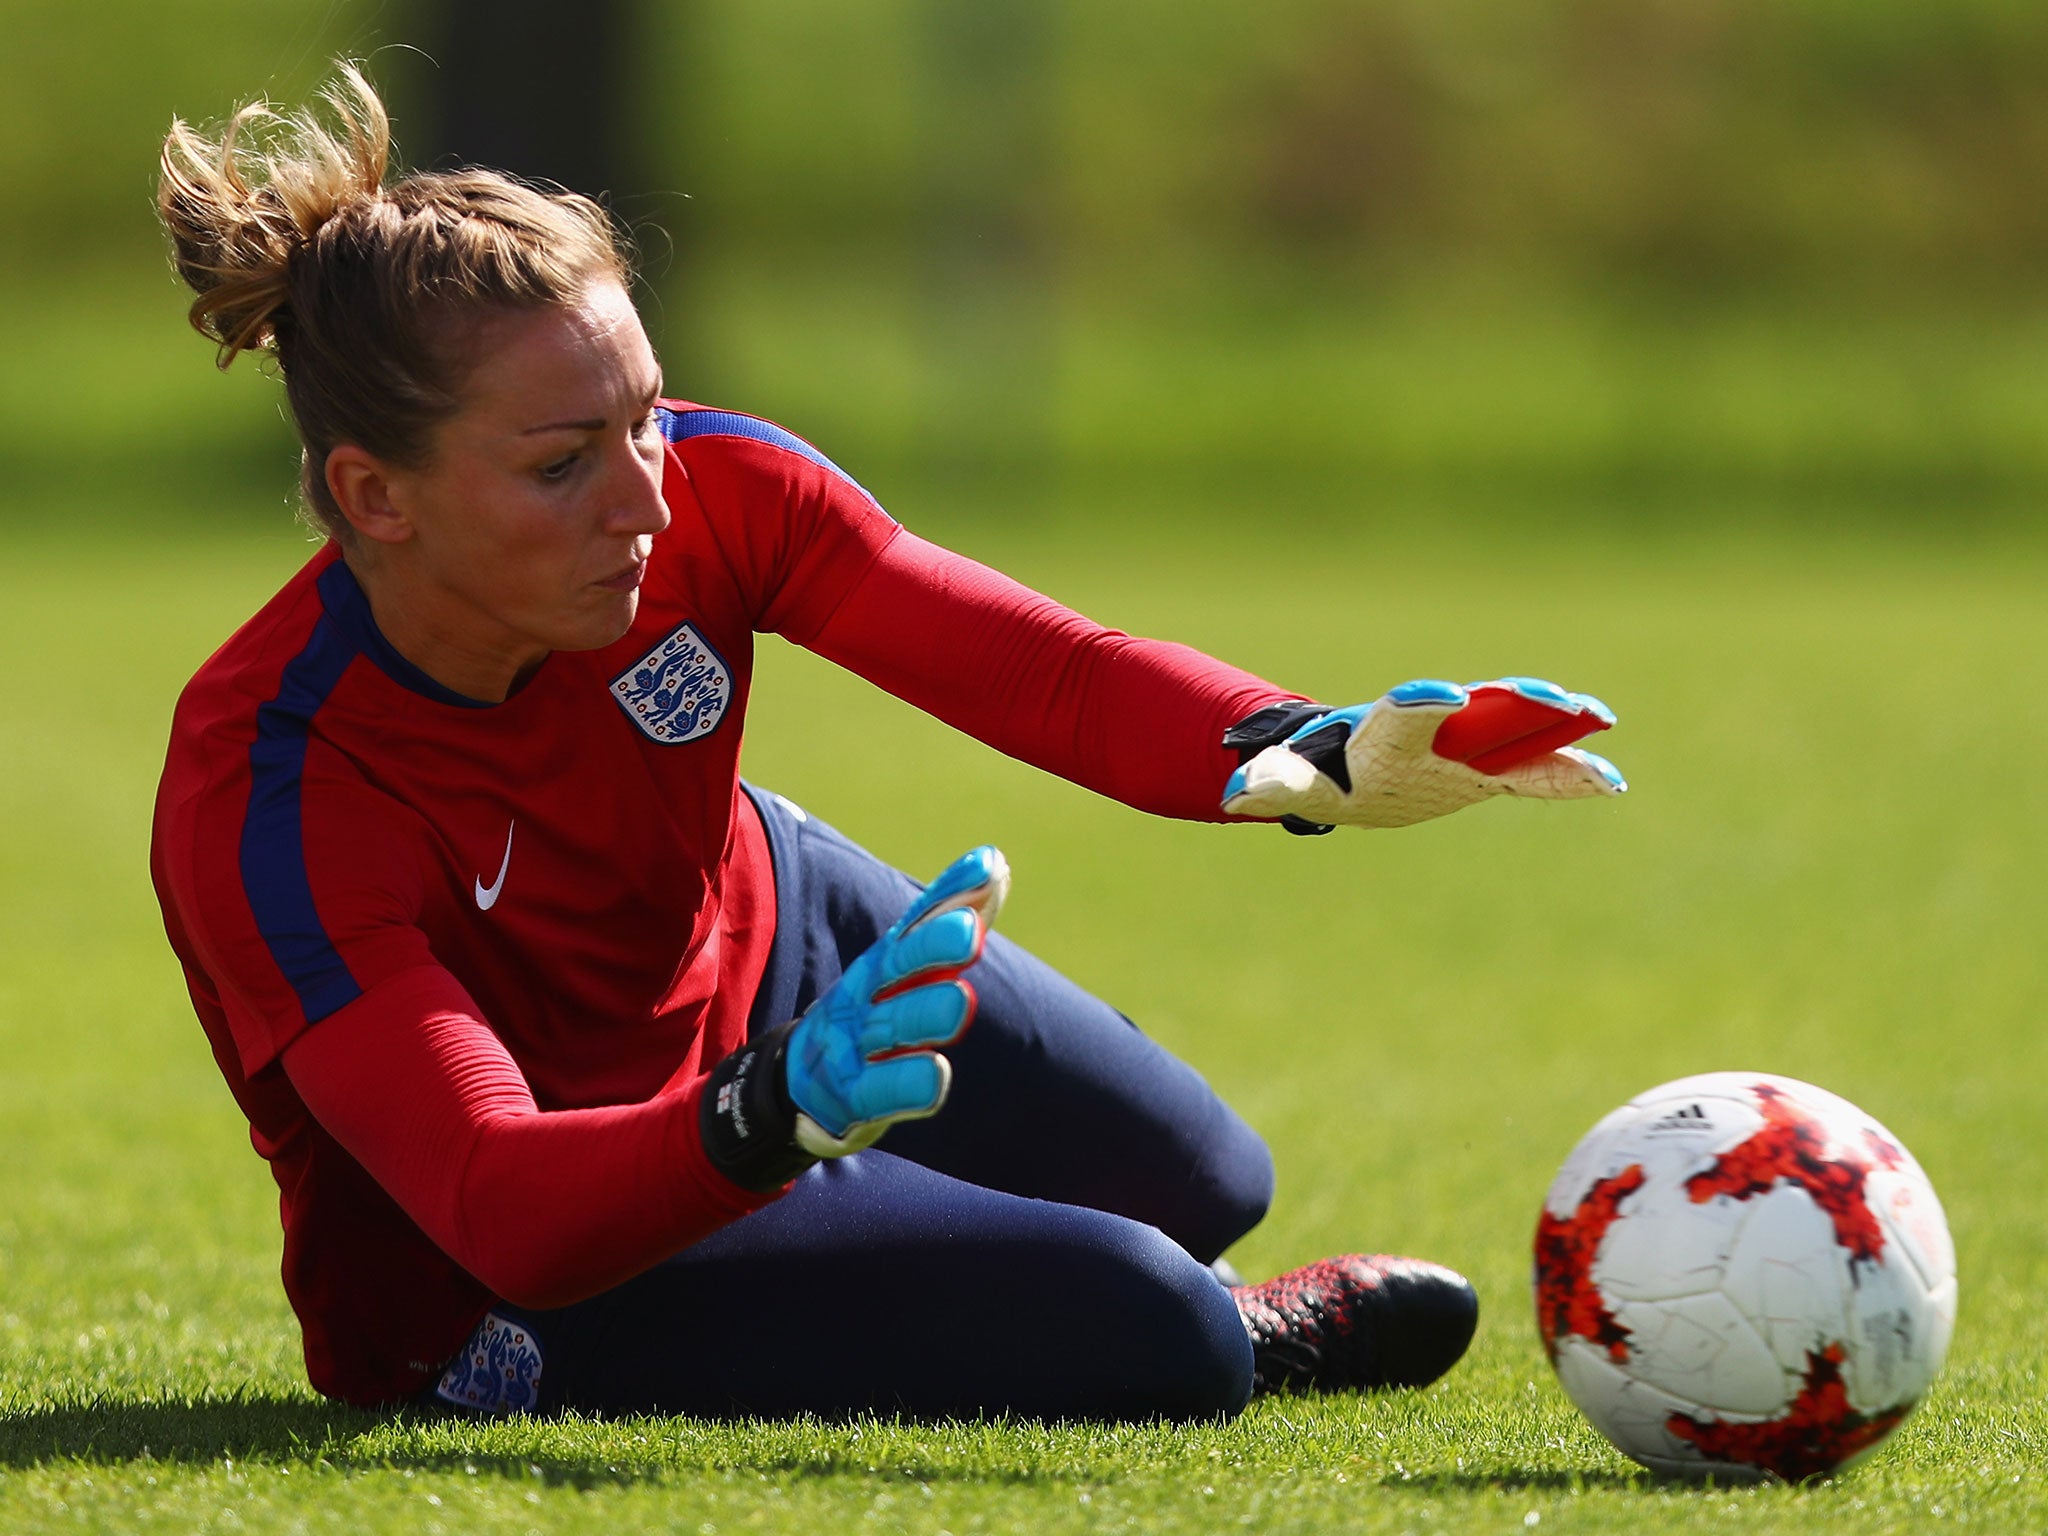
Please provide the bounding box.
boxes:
[474,823,515,911]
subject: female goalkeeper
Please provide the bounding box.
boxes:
[149,65,1623,1419]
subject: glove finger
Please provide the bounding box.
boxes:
[894,845,1011,936]
[875,907,985,994]
[1432,678,1615,774]
[1492,745,1628,800]
[840,1051,954,1125]
[1348,681,1470,759]
[861,978,976,1056]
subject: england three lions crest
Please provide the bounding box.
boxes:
[611,623,733,744]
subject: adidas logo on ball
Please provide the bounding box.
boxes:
[1646,1102,1713,1133]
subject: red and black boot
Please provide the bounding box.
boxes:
[1231,1256,1479,1395]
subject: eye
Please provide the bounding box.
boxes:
[538,452,581,483]
[632,411,665,459]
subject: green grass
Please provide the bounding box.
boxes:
[1,494,2044,1532]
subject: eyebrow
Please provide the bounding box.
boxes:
[518,381,664,436]
[520,417,606,436]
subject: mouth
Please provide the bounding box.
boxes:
[596,559,647,594]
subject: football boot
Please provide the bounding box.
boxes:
[1231,1255,1479,1395]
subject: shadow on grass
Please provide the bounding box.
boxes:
[1384,1468,1648,1493]
[0,1396,1076,1488]
[0,1395,388,1469]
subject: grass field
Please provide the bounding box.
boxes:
[1,495,2043,1533]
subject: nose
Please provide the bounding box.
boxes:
[610,438,671,538]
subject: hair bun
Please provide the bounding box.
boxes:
[155,61,629,538]
[158,63,390,367]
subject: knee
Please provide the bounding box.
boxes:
[1224,1122,1276,1236]
[1060,1215,1253,1420]
[1127,1223,1255,1419]
[1181,1112,1275,1264]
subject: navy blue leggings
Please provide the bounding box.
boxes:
[476,787,1275,1421]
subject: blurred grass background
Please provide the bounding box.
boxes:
[8,0,2048,517]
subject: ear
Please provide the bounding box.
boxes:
[325,444,416,547]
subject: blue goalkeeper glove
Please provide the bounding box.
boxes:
[1221,678,1624,833]
[699,845,1011,1190]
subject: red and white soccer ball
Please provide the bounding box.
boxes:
[1533,1072,1957,1481]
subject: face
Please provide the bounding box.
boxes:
[351,278,670,701]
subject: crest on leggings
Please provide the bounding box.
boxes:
[610,622,732,744]
[435,1310,543,1414]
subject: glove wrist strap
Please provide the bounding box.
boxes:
[1221,700,1339,837]
[1221,699,1330,758]
[698,1019,820,1192]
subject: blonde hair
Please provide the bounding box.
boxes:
[158,63,631,533]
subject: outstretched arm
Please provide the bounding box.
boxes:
[804,532,1623,831]
[681,421,1620,830]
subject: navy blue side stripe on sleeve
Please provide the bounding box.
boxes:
[658,408,881,507]
[240,610,364,1025]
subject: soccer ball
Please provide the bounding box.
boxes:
[1532,1072,1957,1481]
